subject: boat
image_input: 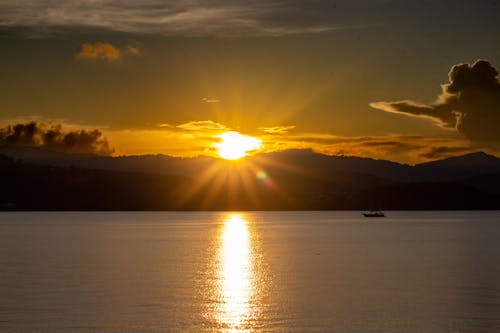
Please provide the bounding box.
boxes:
[362,210,385,217]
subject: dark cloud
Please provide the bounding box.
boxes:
[0,122,113,155]
[3,1,496,38]
[371,60,500,145]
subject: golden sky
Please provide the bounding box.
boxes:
[1,1,499,163]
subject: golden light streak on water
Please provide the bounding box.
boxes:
[217,213,254,332]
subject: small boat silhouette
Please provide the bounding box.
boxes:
[362,211,385,217]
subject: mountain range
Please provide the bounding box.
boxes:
[1,146,499,210]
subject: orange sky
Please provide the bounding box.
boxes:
[1,1,499,163]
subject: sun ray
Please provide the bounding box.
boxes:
[176,149,292,210]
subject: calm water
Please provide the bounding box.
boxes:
[1,211,499,332]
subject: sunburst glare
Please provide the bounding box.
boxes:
[214,131,262,160]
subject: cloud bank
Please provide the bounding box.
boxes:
[0,0,337,37]
[1,120,487,163]
[0,122,113,155]
[371,60,500,145]
[258,132,478,164]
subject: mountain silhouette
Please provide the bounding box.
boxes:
[0,147,499,210]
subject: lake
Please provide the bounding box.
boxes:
[1,211,499,332]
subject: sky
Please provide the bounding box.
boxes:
[1,0,499,164]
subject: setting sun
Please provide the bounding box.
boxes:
[214,131,262,160]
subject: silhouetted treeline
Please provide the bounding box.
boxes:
[1,153,499,210]
[0,155,188,210]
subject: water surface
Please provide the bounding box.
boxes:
[1,211,499,332]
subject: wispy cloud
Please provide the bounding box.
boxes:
[418,146,477,160]
[0,1,341,37]
[259,125,295,134]
[202,97,221,103]
[126,45,141,56]
[175,120,227,132]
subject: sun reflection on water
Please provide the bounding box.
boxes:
[217,213,254,332]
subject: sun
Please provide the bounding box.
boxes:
[214,131,262,160]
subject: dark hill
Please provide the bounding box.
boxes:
[413,151,500,181]
[1,149,499,210]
